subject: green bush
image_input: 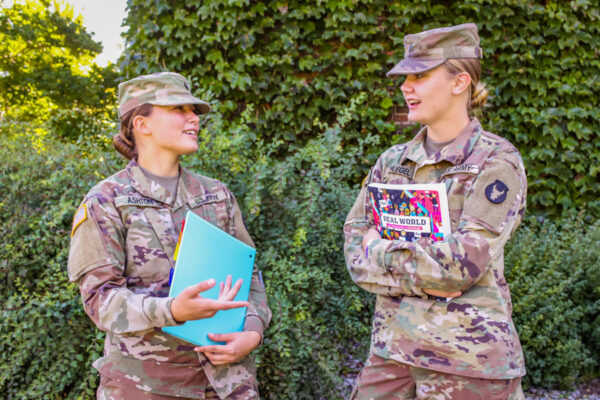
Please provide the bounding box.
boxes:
[0,123,117,399]
[505,214,600,389]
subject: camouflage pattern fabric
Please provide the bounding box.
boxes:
[386,23,483,77]
[118,72,211,117]
[344,118,527,381]
[98,376,259,399]
[205,381,260,400]
[351,354,524,400]
[68,160,271,399]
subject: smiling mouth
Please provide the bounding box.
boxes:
[183,129,197,136]
[406,99,421,107]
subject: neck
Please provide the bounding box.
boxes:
[137,151,180,177]
[426,106,471,143]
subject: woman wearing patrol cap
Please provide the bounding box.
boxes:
[68,72,271,399]
[344,24,527,399]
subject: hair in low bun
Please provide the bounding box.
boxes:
[112,133,137,160]
[470,81,488,110]
[113,103,153,160]
[443,58,488,113]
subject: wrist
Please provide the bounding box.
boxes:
[248,331,262,350]
[170,297,182,322]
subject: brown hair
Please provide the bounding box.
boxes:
[112,103,153,159]
[443,58,488,112]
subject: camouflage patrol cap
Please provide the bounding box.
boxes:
[118,72,210,118]
[387,23,482,77]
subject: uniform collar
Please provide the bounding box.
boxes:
[173,164,208,210]
[127,160,206,207]
[403,118,483,166]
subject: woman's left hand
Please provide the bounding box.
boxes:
[195,331,261,366]
[362,227,382,253]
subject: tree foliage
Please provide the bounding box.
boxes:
[0,0,118,138]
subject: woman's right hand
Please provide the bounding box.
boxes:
[170,275,248,322]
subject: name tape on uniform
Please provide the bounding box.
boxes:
[442,164,480,178]
[115,195,162,208]
[189,191,226,208]
[389,165,413,179]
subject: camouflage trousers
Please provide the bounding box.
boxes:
[97,376,260,400]
[350,354,525,400]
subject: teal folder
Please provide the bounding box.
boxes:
[162,210,255,346]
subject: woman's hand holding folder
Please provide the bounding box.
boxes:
[170,275,249,322]
[194,331,262,366]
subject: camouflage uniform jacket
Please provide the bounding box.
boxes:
[344,118,527,379]
[68,159,271,399]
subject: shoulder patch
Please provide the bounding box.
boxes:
[462,157,523,234]
[485,180,509,204]
[71,204,87,237]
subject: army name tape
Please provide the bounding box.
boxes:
[189,191,226,208]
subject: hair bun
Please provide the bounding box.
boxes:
[113,133,137,160]
[471,81,488,110]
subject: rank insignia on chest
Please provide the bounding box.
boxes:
[485,180,509,204]
[71,204,87,237]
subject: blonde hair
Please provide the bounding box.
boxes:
[444,58,488,111]
[112,104,153,160]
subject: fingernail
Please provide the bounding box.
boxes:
[208,279,215,285]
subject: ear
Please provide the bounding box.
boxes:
[452,71,471,96]
[132,115,152,136]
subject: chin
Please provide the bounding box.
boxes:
[407,113,424,124]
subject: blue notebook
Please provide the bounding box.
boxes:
[162,210,255,346]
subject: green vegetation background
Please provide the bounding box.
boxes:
[1,0,599,398]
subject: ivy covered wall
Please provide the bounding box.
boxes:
[121,0,600,217]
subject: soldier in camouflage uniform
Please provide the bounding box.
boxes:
[344,24,527,399]
[68,72,271,399]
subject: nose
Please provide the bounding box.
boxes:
[186,109,200,124]
[400,78,412,94]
